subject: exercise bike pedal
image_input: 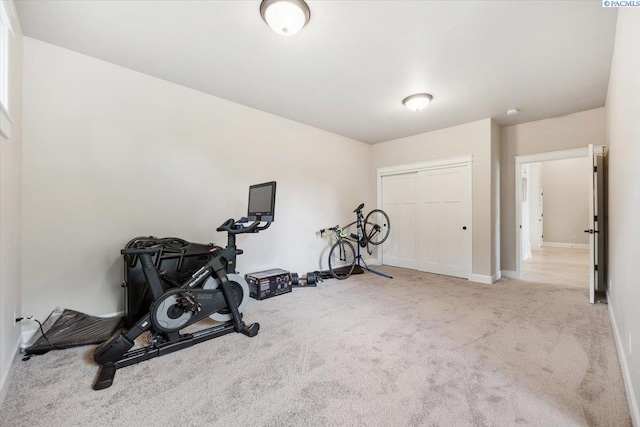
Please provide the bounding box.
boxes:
[240,322,260,337]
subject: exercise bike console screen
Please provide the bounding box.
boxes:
[247,181,277,222]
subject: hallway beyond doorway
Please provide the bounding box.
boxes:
[523,246,589,288]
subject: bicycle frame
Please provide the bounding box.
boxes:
[320,204,392,280]
[336,210,382,255]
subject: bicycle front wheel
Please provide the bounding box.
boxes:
[328,240,356,280]
[364,209,390,245]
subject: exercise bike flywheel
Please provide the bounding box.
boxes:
[202,274,249,322]
[150,290,194,332]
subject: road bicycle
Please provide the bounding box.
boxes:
[320,203,391,280]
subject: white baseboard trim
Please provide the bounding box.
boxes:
[0,334,22,410]
[542,242,589,249]
[20,327,38,351]
[469,274,493,284]
[501,270,519,279]
[101,310,125,318]
[608,294,640,427]
[495,271,502,281]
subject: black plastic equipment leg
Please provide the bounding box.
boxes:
[93,364,116,391]
[240,323,260,337]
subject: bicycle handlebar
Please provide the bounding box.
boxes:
[217,218,272,235]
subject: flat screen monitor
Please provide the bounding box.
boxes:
[247,181,276,222]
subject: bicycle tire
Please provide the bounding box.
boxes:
[328,240,356,280]
[364,209,390,245]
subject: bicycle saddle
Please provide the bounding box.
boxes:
[353,203,364,213]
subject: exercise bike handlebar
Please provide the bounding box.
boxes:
[216,218,271,235]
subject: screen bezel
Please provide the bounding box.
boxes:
[247,181,277,222]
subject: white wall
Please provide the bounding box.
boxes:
[0,0,22,407]
[540,157,590,246]
[371,119,495,280]
[605,9,640,425]
[500,108,606,273]
[21,38,372,323]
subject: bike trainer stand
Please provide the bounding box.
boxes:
[356,243,392,279]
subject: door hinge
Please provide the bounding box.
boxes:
[594,166,597,172]
[595,265,598,271]
[594,215,598,222]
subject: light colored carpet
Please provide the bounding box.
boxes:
[0,267,630,426]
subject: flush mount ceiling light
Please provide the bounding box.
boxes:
[260,0,311,36]
[402,93,433,112]
[506,108,520,116]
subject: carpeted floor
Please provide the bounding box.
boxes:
[0,267,631,426]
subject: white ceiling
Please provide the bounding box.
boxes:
[15,1,618,144]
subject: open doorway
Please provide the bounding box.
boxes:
[515,145,606,303]
[520,158,590,288]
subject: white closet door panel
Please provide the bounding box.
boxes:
[384,203,401,266]
[380,161,471,280]
[439,201,464,277]
[417,166,470,279]
[418,201,440,273]
[399,203,418,267]
[382,174,418,269]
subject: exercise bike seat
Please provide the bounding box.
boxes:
[353,203,365,213]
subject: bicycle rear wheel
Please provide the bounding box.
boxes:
[328,240,356,280]
[364,209,390,245]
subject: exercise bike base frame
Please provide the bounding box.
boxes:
[93,319,259,390]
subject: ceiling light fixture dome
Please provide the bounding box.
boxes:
[260,0,311,36]
[402,93,433,112]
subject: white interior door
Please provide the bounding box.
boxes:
[587,144,606,304]
[382,173,418,269]
[417,165,471,278]
[539,182,544,248]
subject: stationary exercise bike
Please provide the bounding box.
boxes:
[92,181,277,390]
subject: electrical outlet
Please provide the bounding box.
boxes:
[629,332,633,355]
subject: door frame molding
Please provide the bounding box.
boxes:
[376,155,473,278]
[514,146,605,279]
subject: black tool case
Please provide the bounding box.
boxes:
[122,236,221,326]
[245,268,293,300]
